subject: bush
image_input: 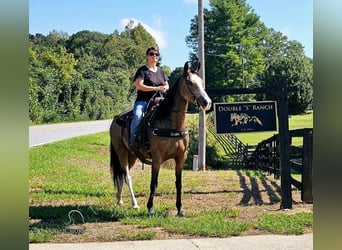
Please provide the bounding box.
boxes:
[185,114,230,170]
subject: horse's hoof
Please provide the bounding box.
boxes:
[148,208,155,216]
[117,200,123,206]
[133,204,140,209]
[177,211,185,217]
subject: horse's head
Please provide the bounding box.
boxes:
[180,62,212,111]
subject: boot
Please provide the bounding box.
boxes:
[129,134,139,150]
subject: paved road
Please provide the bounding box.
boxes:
[29,120,313,249]
[29,119,112,147]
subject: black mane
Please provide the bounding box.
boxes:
[154,75,181,119]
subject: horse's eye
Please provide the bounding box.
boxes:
[187,78,193,86]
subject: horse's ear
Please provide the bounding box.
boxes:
[183,62,189,74]
[190,61,200,73]
[196,62,201,72]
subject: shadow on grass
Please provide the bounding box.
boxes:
[30,188,108,197]
[237,170,282,206]
[29,203,158,243]
[29,204,126,235]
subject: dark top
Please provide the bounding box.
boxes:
[134,65,169,102]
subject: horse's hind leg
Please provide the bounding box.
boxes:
[109,140,124,206]
[115,175,124,206]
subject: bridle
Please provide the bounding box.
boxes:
[184,70,201,109]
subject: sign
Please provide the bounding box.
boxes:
[214,101,277,134]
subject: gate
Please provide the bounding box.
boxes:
[206,77,306,209]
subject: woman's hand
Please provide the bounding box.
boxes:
[157,86,167,92]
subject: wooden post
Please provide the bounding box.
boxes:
[302,128,313,203]
[277,76,292,209]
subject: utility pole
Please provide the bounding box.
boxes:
[198,0,206,171]
[236,43,246,100]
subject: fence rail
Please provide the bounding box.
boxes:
[246,128,313,203]
[207,117,247,166]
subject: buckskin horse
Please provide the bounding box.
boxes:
[109,61,212,216]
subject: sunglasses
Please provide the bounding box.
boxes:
[148,52,159,57]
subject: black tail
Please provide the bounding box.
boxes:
[110,140,125,186]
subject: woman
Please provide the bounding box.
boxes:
[130,47,169,149]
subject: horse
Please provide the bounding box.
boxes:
[109,61,212,216]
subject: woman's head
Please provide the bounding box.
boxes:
[146,47,159,57]
[146,47,160,64]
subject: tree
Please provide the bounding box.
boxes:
[168,67,183,88]
[29,23,164,124]
[123,22,158,67]
[29,42,80,123]
[186,0,267,102]
[185,0,313,112]
[256,29,313,114]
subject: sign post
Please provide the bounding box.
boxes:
[276,77,292,209]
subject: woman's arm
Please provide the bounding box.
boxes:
[135,78,166,92]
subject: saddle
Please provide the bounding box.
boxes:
[115,96,165,164]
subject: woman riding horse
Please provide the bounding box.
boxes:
[109,61,211,216]
[130,47,169,149]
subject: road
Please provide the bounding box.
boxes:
[29,119,112,147]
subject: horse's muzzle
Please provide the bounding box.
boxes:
[198,97,212,111]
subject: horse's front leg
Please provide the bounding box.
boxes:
[125,166,139,209]
[147,162,161,215]
[175,163,184,217]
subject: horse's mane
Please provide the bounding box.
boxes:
[154,75,182,120]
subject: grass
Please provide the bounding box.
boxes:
[29,113,313,243]
[256,212,313,235]
[122,207,249,237]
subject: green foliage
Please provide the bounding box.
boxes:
[186,0,267,98]
[29,25,159,124]
[29,0,313,123]
[257,37,313,114]
[185,114,231,169]
[186,0,313,108]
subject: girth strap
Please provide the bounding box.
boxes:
[152,128,189,137]
[130,148,152,165]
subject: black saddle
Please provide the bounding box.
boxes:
[115,96,165,153]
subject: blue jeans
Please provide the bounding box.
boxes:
[130,101,148,141]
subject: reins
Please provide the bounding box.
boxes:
[147,74,196,137]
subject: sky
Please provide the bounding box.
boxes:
[29,0,313,71]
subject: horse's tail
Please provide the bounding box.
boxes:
[110,139,125,187]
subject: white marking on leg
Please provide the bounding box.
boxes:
[125,167,139,209]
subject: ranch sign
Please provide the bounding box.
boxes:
[214,101,277,134]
